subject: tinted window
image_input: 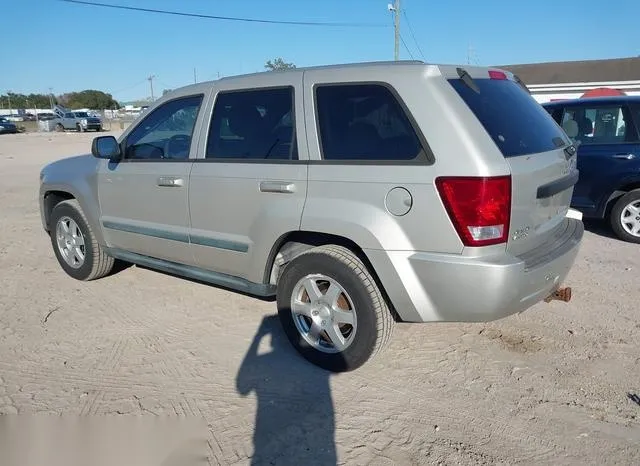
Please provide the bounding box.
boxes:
[561,104,638,145]
[206,87,297,160]
[125,94,203,160]
[315,84,423,161]
[449,78,568,157]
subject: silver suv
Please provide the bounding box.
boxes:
[38,61,583,372]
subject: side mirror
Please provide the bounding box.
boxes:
[91,135,121,160]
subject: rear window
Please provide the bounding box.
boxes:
[448,78,568,157]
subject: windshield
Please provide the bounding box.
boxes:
[74,112,89,117]
[448,78,569,157]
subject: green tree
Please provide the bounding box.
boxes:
[0,93,55,109]
[59,90,120,109]
[264,58,296,71]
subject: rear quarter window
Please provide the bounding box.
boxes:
[314,83,426,161]
[449,78,568,157]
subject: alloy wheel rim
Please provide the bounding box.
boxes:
[55,216,86,268]
[620,200,640,237]
[290,274,358,354]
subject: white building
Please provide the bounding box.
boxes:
[500,56,640,103]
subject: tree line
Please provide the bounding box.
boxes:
[0,90,120,110]
[1,58,295,111]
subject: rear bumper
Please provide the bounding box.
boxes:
[366,217,584,323]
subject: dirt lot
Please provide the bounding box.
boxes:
[0,131,639,465]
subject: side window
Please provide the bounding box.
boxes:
[632,105,640,134]
[315,84,424,161]
[561,104,638,145]
[64,113,74,118]
[124,94,203,160]
[206,87,297,160]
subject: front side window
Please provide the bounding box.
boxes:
[561,104,638,145]
[315,84,424,161]
[206,87,297,160]
[124,94,203,160]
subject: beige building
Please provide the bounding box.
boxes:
[499,56,640,103]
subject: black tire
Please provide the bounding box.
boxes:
[55,123,64,132]
[609,190,640,244]
[49,199,115,280]
[276,245,394,372]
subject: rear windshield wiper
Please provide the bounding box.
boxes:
[456,67,480,94]
[513,74,531,94]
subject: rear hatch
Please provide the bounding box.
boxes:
[445,67,578,256]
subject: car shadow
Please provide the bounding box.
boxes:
[583,219,618,240]
[107,259,134,276]
[236,315,338,465]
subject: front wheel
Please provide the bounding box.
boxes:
[610,190,640,243]
[49,199,115,280]
[276,245,394,372]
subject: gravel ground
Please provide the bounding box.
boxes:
[0,131,639,465]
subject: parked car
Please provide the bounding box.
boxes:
[37,112,57,121]
[4,114,24,122]
[543,96,640,243]
[51,105,102,132]
[39,61,583,371]
[0,116,18,134]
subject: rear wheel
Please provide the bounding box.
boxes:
[276,245,394,372]
[55,123,64,132]
[610,190,640,243]
[49,199,115,280]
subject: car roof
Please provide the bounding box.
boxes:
[155,59,511,105]
[542,95,640,107]
[159,60,432,99]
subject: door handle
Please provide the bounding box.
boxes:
[613,153,636,160]
[259,181,296,194]
[157,176,184,187]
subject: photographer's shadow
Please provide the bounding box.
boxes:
[236,315,337,466]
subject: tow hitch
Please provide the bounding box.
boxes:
[544,287,572,303]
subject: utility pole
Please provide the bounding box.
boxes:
[193,67,197,84]
[148,75,156,101]
[48,88,54,109]
[7,92,12,115]
[389,0,401,61]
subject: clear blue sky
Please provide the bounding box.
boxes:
[2,0,639,102]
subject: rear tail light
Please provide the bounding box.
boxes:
[435,176,512,247]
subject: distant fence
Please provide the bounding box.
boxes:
[13,109,138,133]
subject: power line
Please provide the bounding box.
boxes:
[111,78,148,96]
[58,0,387,28]
[402,10,425,60]
[399,34,414,60]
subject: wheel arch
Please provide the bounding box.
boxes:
[264,231,401,322]
[42,186,106,246]
[43,190,75,231]
[602,181,640,219]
